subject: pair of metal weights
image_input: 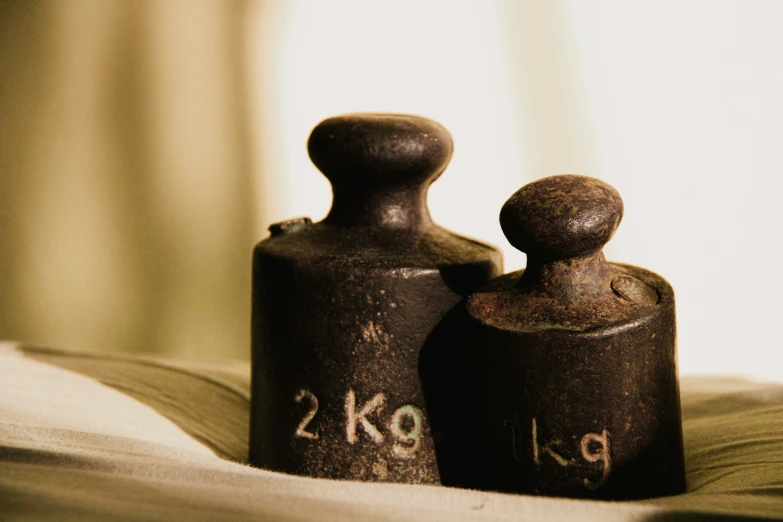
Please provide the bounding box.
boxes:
[249,113,685,500]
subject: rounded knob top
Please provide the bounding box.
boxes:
[307,113,453,188]
[500,175,623,260]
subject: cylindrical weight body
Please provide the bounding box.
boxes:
[469,265,685,499]
[251,226,500,483]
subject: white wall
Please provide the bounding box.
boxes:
[247,0,783,380]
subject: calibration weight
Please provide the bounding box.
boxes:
[467,175,685,499]
[249,113,502,483]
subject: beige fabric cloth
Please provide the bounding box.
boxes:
[1,341,780,521]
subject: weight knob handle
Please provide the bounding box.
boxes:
[308,113,453,228]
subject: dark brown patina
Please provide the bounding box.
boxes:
[249,113,503,484]
[467,175,685,499]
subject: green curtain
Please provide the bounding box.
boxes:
[0,0,255,358]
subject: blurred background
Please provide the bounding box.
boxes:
[1,0,781,379]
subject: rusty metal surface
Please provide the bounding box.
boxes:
[466,175,685,499]
[249,113,503,484]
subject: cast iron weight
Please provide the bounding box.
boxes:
[466,175,685,499]
[249,113,503,483]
